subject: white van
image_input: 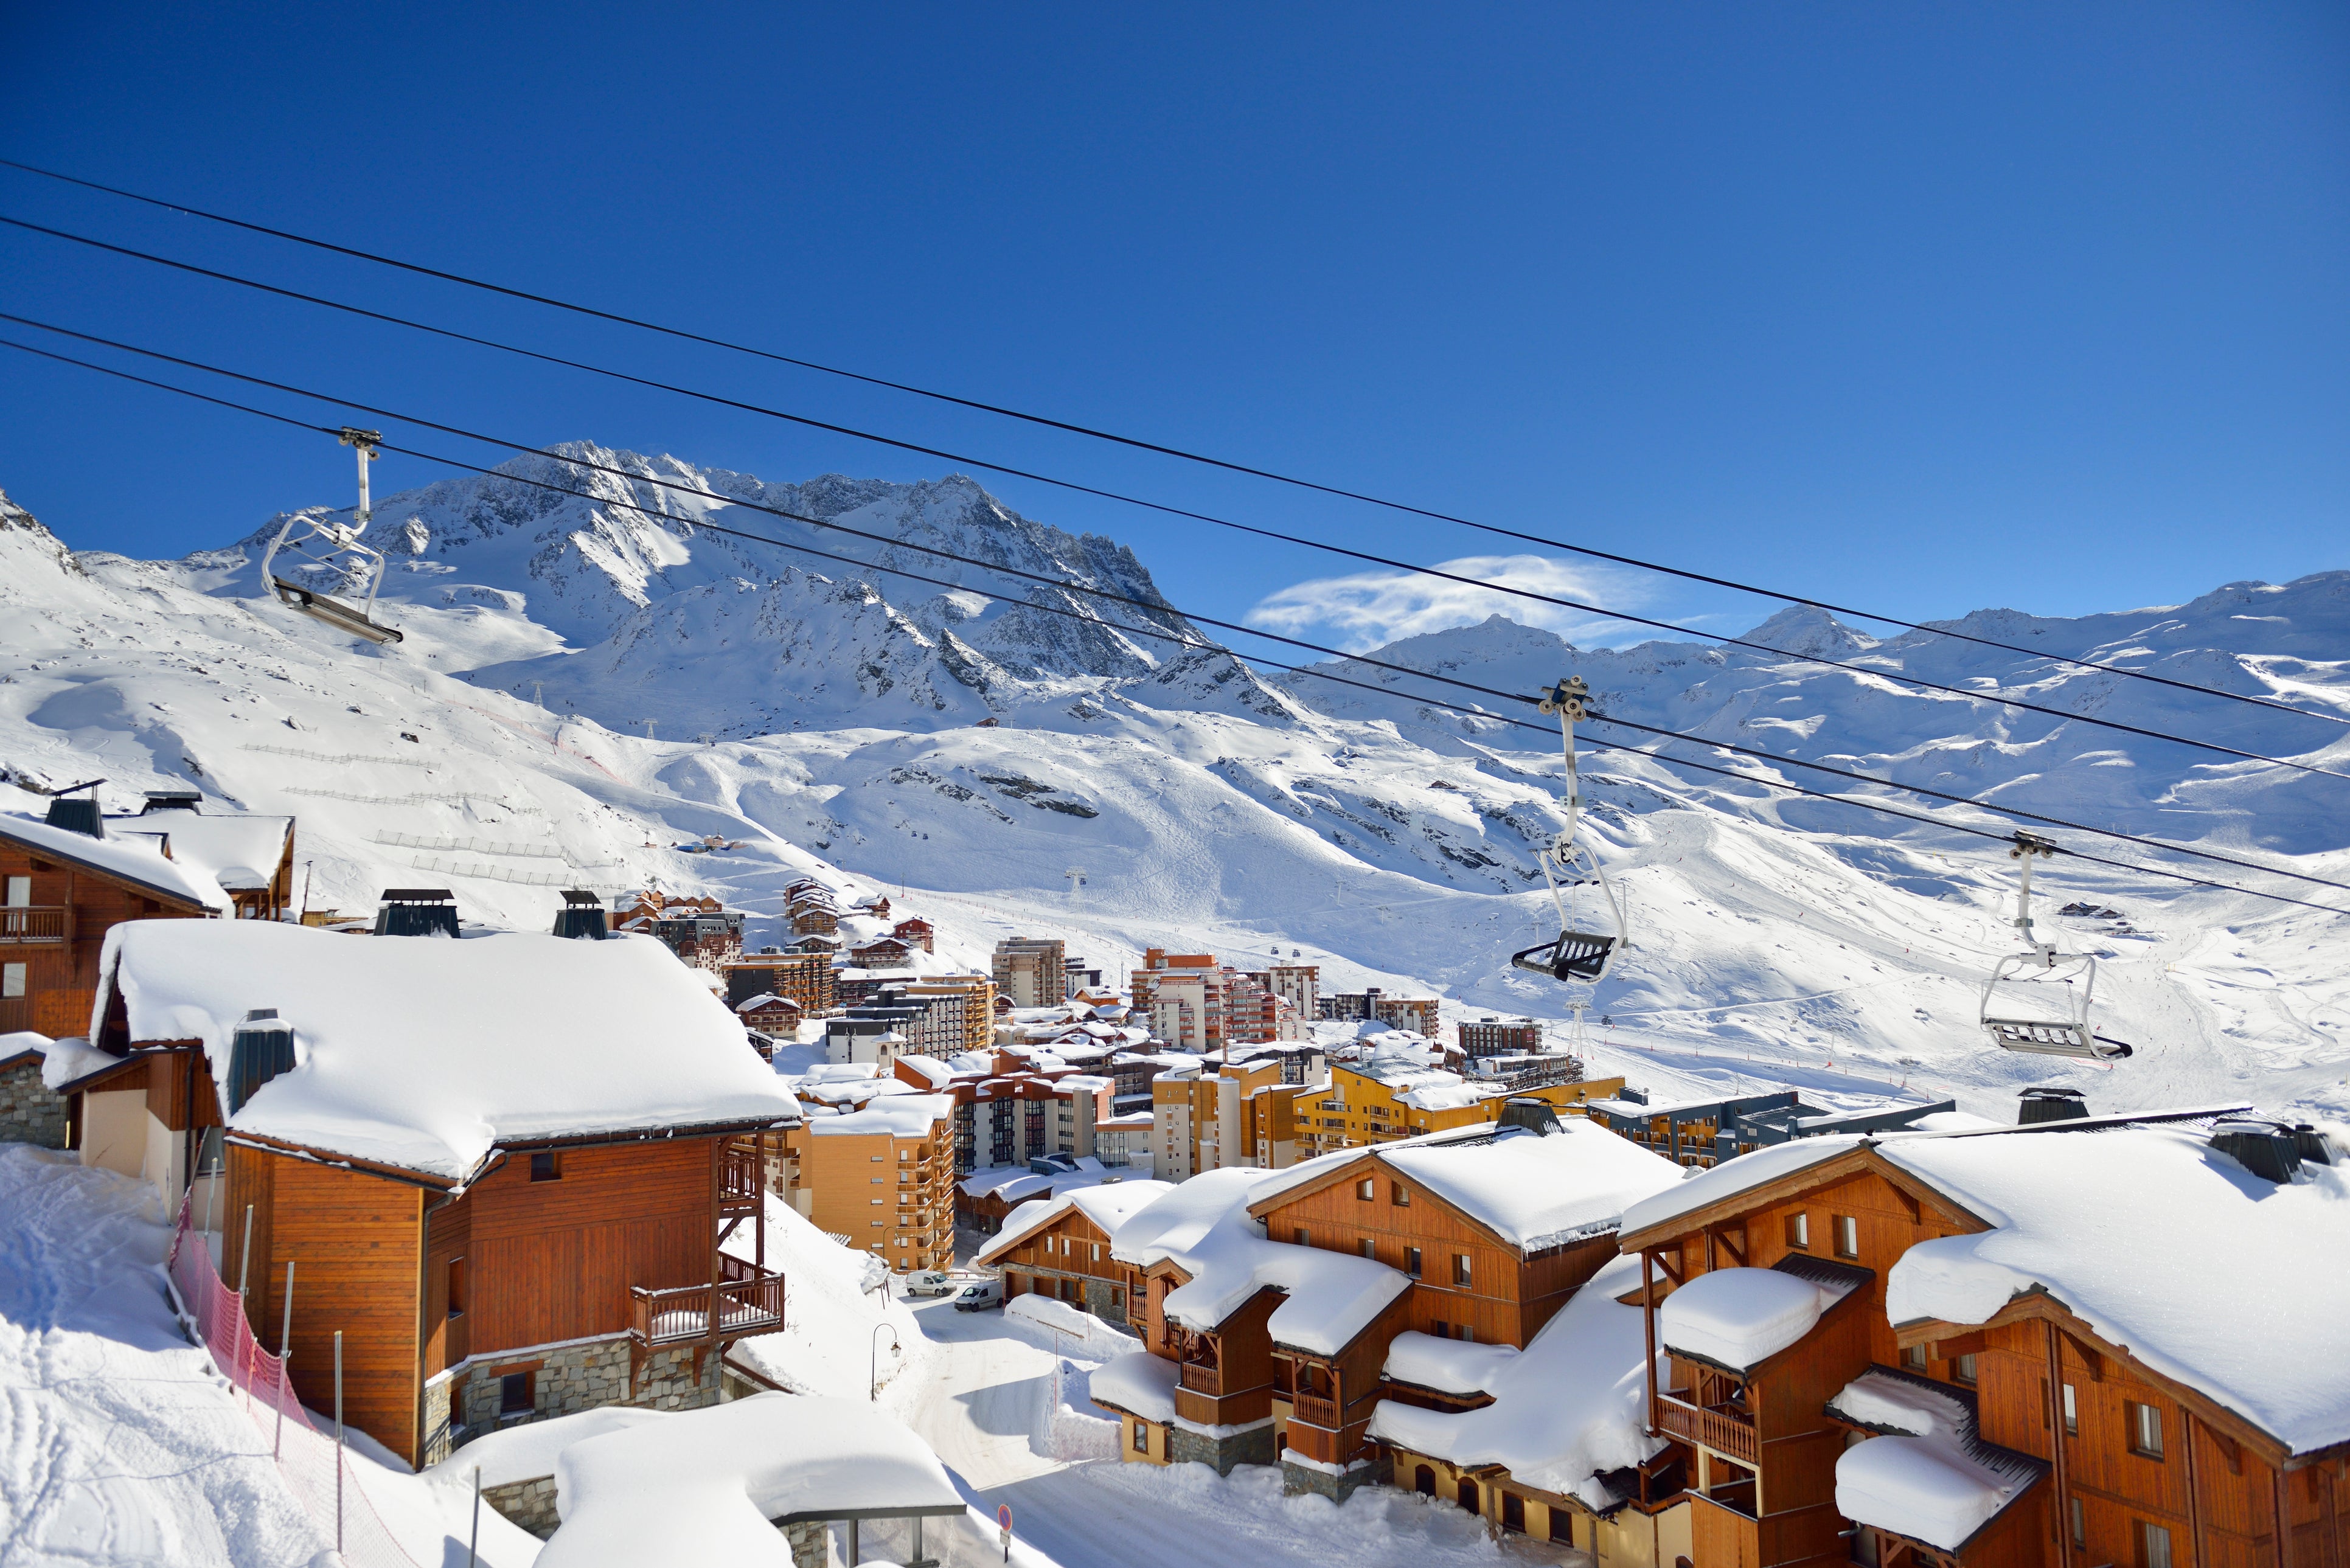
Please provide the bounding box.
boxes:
[952,1279,1004,1312]
[904,1270,955,1298]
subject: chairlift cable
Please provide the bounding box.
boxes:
[4,213,2345,751]
[6,159,2340,732]
[6,330,2348,920]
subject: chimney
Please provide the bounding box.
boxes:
[141,791,203,814]
[1497,1097,1563,1136]
[44,796,104,839]
[2209,1119,2303,1185]
[2017,1086,2088,1126]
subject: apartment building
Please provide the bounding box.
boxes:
[1296,1060,1626,1156]
[1132,949,1225,1052]
[1586,1088,1959,1169]
[724,949,838,1015]
[1317,988,1441,1036]
[780,1095,955,1275]
[1151,1058,1297,1179]
[992,936,1068,1007]
[1456,1016,1543,1061]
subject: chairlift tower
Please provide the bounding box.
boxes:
[1064,867,1086,906]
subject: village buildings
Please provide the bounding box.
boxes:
[779,1095,956,1275]
[992,935,1068,1007]
[725,948,838,1016]
[973,1179,1173,1324]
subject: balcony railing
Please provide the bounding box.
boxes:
[630,1257,785,1349]
[1178,1361,1222,1395]
[1290,1392,1340,1429]
[0,906,66,944]
[718,1143,765,1212]
[1655,1392,1758,1463]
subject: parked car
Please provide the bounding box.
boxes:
[904,1270,955,1298]
[952,1279,1004,1312]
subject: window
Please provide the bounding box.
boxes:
[1133,1419,1149,1453]
[1406,1247,1423,1278]
[1391,1182,1410,1206]
[447,1257,467,1319]
[1833,1215,1859,1258]
[529,1151,561,1182]
[1294,1226,1309,1246]
[1955,1353,1978,1386]
[1092,1243,1102,1262]
[1431,1319,1449,1339]
[1549,1509,1574,1545]
[1784,1212,1809,1249]
[1453,1254,1472,1286]
[899,1148,909,1161]
[4,876,27,906]
[2129,1402,2165,1459]
[2139,1521,2172,1568]
[1902,1344,1928,1372]
[1360,1237,1377,1260]
[1357,1178,1374,1201]
[1,963,23,999]
[2070,1497,2085,1548]
[499,1371,534,1417]
[2062,1382,2079,1435]
[1501,1492,1525,1533]
[1456,1325,1476,1344]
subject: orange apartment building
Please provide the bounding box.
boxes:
[1608,1105,2348,1568]
[780,1095,957,1274]
[1295,1058,1626,1156]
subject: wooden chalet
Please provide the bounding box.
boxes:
[973,1179,1172,1326]
[92,919,802,1468]
[891,917,936,952]
[104,793,296,921]
[1,801,224,1041]
[1612,1106,2350,1568]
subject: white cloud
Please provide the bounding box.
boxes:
[1244,553,1655,653]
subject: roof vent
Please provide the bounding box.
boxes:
[226,1010,296,1114]
[375,888,459,938]
[2291,1124,2336,1167]
[43,796,105,839]
[1497,1097,1563,1136]
[554,890,609,941]
[2209,1119,2303,1184]
[2018,1086,2088,1125]
[141,791,203,813]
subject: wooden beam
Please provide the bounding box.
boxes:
[2047,1319,2074,1568]
[1643,1249,1659,1438]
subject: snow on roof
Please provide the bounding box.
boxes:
[1,1029,50,1070]
[1369,1253,1665,1507]
[0,811,228,912]
[1097,1111,1154,1129]
[804,1094,950,1138]
[1619,1133,1870,1238]
[1380,1120,1684,1252]
[1382,1330,1522,1396]
[440,1405,667,1490]
[1658,1265,1840,1374]
[1880,1123,2350,1456]
[105,809,290,893]
[1111,1168,1410,1355]
[538,1393,964,1568]
[34,1033,116,1091]
[894,1055,955,1088]
[100,920,800,1179]
[1394,1079,1489,1112]
[976,1179,1173,1264]
[1091,1349,1179,1425]
[1829,1372,2043,1553]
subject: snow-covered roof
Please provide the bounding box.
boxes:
[1382,1330,1523,1396]
[1619,1116,2350,1455]
[975,1179,1173,1264]
[1658,1263,1860,1374]
[1829,1371,2044,1553]
[538,1394,964,1568]
[893,1055,955,1088]
[1111,1168,1410,1356]
[0,811,228,912]
[1091,1349,1179,1425]
[1369,1253,1665,1507]
[0,1029,47,1070]
[803,1094,950,1138]
[98,920,800,1180]
[105,808,290,893]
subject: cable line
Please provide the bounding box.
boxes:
[6,156,2338,729]
[5,330,2348,917]
[2,279,2342,786]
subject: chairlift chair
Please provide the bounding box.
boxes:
[1510,676,1628,985]
[258,428,403,644]
[1978,833,2132,1061]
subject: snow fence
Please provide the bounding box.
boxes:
[165,1193,426,1568]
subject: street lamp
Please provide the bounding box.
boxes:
[871,1322,902,1402]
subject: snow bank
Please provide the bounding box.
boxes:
[439,1406,668,1488]
[1836,1437,2021,1553]
[98,920,801,1179]
[1091,1349,1180,1424]
[723,1194,926,1400]
[541,1394,963,1567]
[1880,1123,2350,1455]
[1006,1292,1143,1358]
[1382,1330,1520,1395]
[1369,1254,1664,1505]
[1657,1266,1827,1372]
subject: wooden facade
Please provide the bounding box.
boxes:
[0,821,213,1039]
[978,1204,1134,1323]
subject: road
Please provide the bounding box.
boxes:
[888,1289,1562,1568]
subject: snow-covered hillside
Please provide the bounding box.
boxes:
[2,454,2346,1128]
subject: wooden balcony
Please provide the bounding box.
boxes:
[718,1141,766,1215]
[0,906,67,944]
[1290,1392,1340,1429]
[1178,1360,1222,1395]
[630,1256,785,1350]
[1656,1392,1758,1464]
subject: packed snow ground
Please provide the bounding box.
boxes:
[4,467,2347,1130]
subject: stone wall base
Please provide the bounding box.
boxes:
[1168,1419,1276,1474]
[783,1519,827,1568]
[482,1477,561,1539]
[1282,1457,1378,1502]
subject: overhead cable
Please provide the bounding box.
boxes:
[4,157,2338,727]
[5,331,2348,919]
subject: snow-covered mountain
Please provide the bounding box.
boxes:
[4,452,2346,1129]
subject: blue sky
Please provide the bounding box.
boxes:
[1,2,2342,656]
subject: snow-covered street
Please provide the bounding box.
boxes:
[892,1286,1560,1568]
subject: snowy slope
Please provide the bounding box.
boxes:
[2,463,2345,1133]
